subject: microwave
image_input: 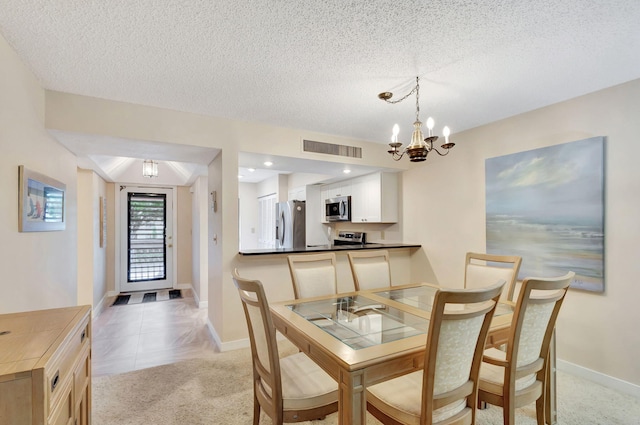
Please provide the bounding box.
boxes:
[325,196,351,222]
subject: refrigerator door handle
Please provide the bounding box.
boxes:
[279,210,286,246]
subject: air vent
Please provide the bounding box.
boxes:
[303,139,362,158]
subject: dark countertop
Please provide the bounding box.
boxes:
[238,243,421,256]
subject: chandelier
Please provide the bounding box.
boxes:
[142,159,158,178]
[378,76,455,162]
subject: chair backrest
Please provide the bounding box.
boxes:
[421,280,506,424]
[504,272,574,393]
[464,252,522,301]
[232,269,283,421]
[347,250,392,291]
[287,253,338,299]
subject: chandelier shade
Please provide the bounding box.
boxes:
[379,76,455,162]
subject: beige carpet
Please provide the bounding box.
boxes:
[92,345,640,425]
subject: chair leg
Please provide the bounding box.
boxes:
[253,395,261,425]
[504,402,515,425]
[536,395,546,425]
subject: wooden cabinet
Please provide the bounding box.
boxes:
[351,172,399,223]
[0,305,91,425]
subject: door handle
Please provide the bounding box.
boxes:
[280,212,286,245]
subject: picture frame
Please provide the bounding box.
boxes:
[18,165,66,232]
[485,136,605,292]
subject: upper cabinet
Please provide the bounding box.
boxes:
[321,181,352,200]
[351,172,398,223]
[288,186,306,201]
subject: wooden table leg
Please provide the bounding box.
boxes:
[339,369,366,425]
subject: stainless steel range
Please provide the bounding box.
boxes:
[332,231,366,246]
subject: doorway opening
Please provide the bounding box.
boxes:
[120,186,174,292]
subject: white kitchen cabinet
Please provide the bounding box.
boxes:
[288,186,306,201]
[350,172,398,223]
[320,181,352,200]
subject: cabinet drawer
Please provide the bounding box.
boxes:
[48,377,73,425]
[74,344,91,408]
[46,318,90,415]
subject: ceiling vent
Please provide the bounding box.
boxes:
[303,139,362,158]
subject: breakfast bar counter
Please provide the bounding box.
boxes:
[239,242,421,256]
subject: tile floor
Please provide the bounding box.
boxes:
[92,289,219,377]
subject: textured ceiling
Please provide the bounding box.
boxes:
[2,1,640,180]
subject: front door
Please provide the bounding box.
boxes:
[120,187,174,292]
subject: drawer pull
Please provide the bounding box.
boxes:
[51,370,60,392]
[80,329,86,343]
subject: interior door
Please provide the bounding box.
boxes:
[120,186,174,292]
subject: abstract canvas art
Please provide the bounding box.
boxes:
[485,137,605,292]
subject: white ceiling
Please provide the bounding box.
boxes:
[2,1,640,183]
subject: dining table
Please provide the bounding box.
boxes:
[270,282,558,425]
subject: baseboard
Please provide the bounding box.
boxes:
[557,359,640,398]
[92,293,109,319]
[206,318,250,351]
[189,284,208,309]
[107,290,118,297]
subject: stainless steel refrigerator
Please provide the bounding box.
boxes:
[275,200,306,249]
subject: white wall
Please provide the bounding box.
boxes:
[77,169,93,307]
[402,79,640,386]
[92,172,107,308]
[176,186,193,286]
[77,169,108,311]
[0,34,79,313]
[191,176,209,307]
[238,182,259,250]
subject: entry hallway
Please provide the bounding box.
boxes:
[92,290,217,377]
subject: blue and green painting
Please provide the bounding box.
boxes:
[485,136,605,292]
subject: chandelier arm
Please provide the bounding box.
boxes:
[388,147,408,161]
[431,147,452,157]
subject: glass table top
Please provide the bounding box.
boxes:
[287,294,429,350]
[372,285,514,317]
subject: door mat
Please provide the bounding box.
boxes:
[112,289,182,306]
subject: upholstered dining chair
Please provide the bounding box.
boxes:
[347,249,392,291]
[464,252,522,302]
[366,280,507,425]
[232,269,338,424]
[477,271,574,425]
[287,253,338,299]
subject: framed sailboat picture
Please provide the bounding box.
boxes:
[18,165,66,232]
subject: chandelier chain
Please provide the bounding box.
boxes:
[381,77,421,122]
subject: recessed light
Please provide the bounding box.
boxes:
[264,161,273,167]
[248,168,256,172]
[343,169,352,174]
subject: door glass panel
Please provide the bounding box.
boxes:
[127,193,166,282]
